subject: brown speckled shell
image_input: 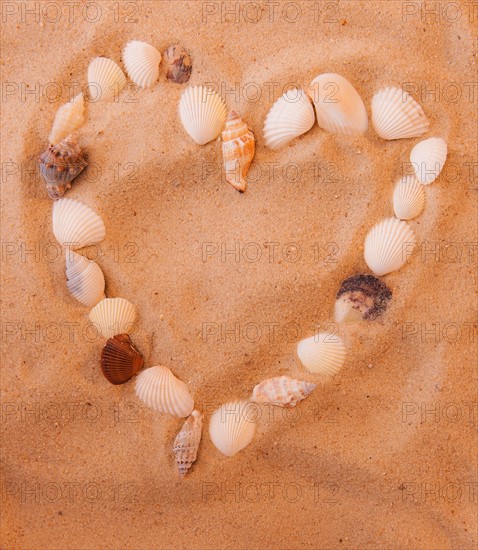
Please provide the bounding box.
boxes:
[163,43,192,84]
[336,274,392,320]
[100,334,144,385]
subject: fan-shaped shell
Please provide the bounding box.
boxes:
[65,251,105,307]
[89,297,137,339]
[135,366,194,418]
[123,40,161,88]
[364,218,417,276]
[297,333,347,376]
[52,198,106,249]
[179,85,228,145]
[410,137,447,185]
[222,111,255,192]
[88,57,126,101]
[393,175,425,220]
[100,333,144,385]
[173,410,203,477]
[48,93,85,145]
[209,401,256,457]
[251,376,316,408]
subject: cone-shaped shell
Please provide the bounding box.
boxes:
[173,410,203,477]
[297,333,346,376]
[89,297,137,339]
[393,175,425,220]
[410,137,447,185]
[49,93,85,145]
[100,333,144,385]
[65,251,105,307]
[88,57,126,101]
[123,40,161,88]
[52,198,106,249]
[163,43,192,84]
[209,401,256,457]
[222,111,255,192]
[251,376,316,408]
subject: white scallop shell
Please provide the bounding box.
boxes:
[89,297,137,339]
[135,366,194,418]
[263,89,315,149]
[123,40,161,88]
[52,198,106,249]
[307,73,368,136]
[179,85,228,145]
[393,175,426,220]
[371,87,429,140]
[209,401,256,457]
[364,218,417,276]
[65,251,105,307]
[297,333,347,376]
[49,93,85,145]
[88,57,126,101]
[410,137,447,185]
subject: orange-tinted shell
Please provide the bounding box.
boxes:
[221,111,255,192]
[100,333,144,385]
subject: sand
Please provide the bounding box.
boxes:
[1,1,477,548]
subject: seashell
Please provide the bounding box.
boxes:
[297,333,347,376]
[221,111,255,192]
[173,410,203,477]
[263,88,315,149]
[135,366,194,417]
[65,251,105,307]
[179,85,228,145]
[87,57,126,101]
[209,401,256,457]
[307,73,368,136]
[39,137,87,200]
[100,333,144,385]
[410,137,447,185]
[393,175,426,220]
[48,93,85,145]
[334,274,392,323]
[123,40,161,89]
[89,297,137,339]
[163,43,192,84]
[364,217,417,276]
[251,376,316,408]
[371,87,429,140]
[52,198,106,249]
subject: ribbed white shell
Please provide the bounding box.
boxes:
[179,85,228,145]
[123,40,161,88]
[297,333,347,376]
[209,401,256,457]
[372,87,429,140]
[65,251,105,307]
[263,89,315,149]
[49,93,85,145]
[52,198,106,249]
[393,175,426,220]
[308,73,368,136]
[89,297,137,339]
[135,366,194,418]
[410,137,447,185]
[364,218,417,276]
[88,57,126,101]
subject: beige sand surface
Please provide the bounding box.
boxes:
[1,1,477,548]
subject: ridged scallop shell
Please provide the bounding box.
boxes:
[251,376,316,408]
[49,93,85,145]
[89,297,137,339]
[222,111,255,192]
[88,57,126,101]
[393,175,426,220]
[123,40,161,89]
[263,89,315,149]
[65,251,105,307]
[307,73,368,136]
[410,137,447,185]
[179,85,228,145]
[364,218,417,276]
[135,366,194,418]
[163,43,192,84]
[52,198,106,249]
[209,401,256,457]
[371,87,429,140]
[173,410,203,477]
[100,334,144,385]
[297,333,347,376]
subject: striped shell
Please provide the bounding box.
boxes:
[88,57,126,101]
[123,40,161,89]
[410,137,448,185]
[393,175,426,220]
[222,111,255,192]
[89,297,137,339]
[297,333,347,376]
[100,334,144,385]
[52,198,106,249]
[209,401,257,457]
[251,376,316,408]
[173,410,203,477]
[65,251,105,307]
[49,93,85,145]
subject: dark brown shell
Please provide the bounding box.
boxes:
[163,43,192,84]
[100,334,144,385]
[336,274,392,320]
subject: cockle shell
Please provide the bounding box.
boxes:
[263,89,315,149]
[163,43,192,84]
[209,401,256,457]
[307,73,368,136]
[100,333,144,385]
[179,85,228,145]
[135,366,194,418]
[393,175,426,220]
[87,57,126,101]
[52,198,106,249]
[123,40,161,89]
[251,376,316,408]
[371,87,429,140]
[297,333,347,376]
[221,111,255,192]
[89,297,137,339]
[410,137,447,185]
[173,410,203,477]
[364,217,417,276]
[48,93,85,145]
[65,251,105,307]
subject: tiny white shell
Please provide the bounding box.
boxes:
[393,175,426,220]
[410,137,447,185]
[135,366,194,418]
[179,85,228,145]
[364,217,417,276]
[209,401,256,457]
[65,251,105,307]
[52,198,106,249]
[87,57,126,101]
[297,333,347,376]
[89,297,137,339]
[123,40,161,89]
[49,93,85,145]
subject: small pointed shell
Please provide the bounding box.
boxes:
[251,376,316,408]
[65,251,105,307]
[393,175,426,220]
[364,217,417,276]
[88,57,126,101]
[163,43,192,84]
[173,410,203,477]
[209,401,256,457]
[101,334,144,385]
[89,297,137,339]
[135,366,194,418]
[297,333,347,376]
[410,137,447,185]
[49,93,85,145]
[52,198,106,249]
[123,40,161,89]
[222,111,255,192]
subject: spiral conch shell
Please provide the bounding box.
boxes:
[251,376,316,408]
[221,111,255,192]
[49,93,85,145]
[173,410,203,477]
